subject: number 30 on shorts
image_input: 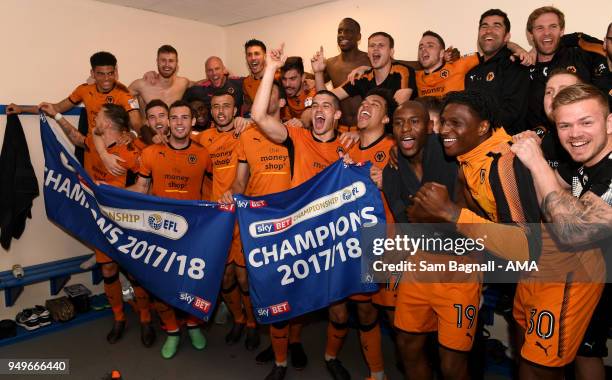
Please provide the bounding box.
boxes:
[527,308,555,339]
[454,304,477,329]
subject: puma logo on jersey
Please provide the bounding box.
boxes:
[535,341,552,356]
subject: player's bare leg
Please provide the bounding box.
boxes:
[396,331,432,380]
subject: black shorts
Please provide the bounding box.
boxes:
[577,284,610,357]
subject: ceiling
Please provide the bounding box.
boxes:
[96,0,337,26]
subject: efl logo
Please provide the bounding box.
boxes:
[218,204,236,213]
[192,297,212,313]
[250,200,267,208]
[269,301,291,316]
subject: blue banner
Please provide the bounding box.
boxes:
[235,160,384,324]
[40,115,235,321]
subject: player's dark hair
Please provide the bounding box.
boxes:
[157,44,178,57]
[169,99,194,118]
[422,31,445,49]
[415,96,443,115]
[341,18,361,33]
[245,39,267,53]
[272,80,286,101]
[315,90,341,109]
[210,88,237,106]
[366,87,396,124]
[608,22,612,36]
[368,32,394,48]
[441,91,500,130]
[101,104,129,132]
[396,100,431,125]
[479,9,511,33]
[281,57,305,76]
[145,99,169,115]
[90,51,117,68]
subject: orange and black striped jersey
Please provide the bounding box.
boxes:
[237,123,291,196]
[197,127,240,200]
[83,135,140,188]
[341,62,417,99]
[283,125,344,188]
[69,82,139,131]
[347,134,396,223]
[281,86,316,122]
[416,54,479,97]
[138,141,211,200]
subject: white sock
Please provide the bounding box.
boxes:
[275,361,287,367]
[325,354,336,362]
[370,371,384,380]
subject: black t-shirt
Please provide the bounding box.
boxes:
[382,134,458,223]
[465,46,531,134]
[342,62,417,100]
[183,76,244,112]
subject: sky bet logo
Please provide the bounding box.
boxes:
[255,217,292,235]
[179,292,211,314]
[236,199,268,209]
[257,301,291,318]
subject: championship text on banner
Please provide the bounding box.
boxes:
[235,160,384,324]
[40,114,235,320]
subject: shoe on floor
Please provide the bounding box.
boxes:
[106,320,126,344]
[16,309,40,331]
[188,327,207,350]
[256,344,274,364]
[161,335,180,359]
[225,322,245,345]
[325,358,351,380]
[140,322,156,347]
[289,342,308,370]
[264,364,287,380]
[245,326,260,351]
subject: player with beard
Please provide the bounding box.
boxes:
[243,39,276,114]
[525,6,607,131]
[312,31,417,120]
[596,22,612,110]
[197,90,261,352]
[252,44,349,380]
[465,9,531,134]
[185,95,211,132]
[129,45,191,119]
[280,57,315,128]
[512,83,612,380]
[129,100,211,359]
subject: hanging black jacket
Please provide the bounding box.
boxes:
[0,114,39,249]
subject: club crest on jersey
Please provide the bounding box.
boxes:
[480,168,486,184]
[375,151,386,162]
[440,69,449,79]
[187,154,197,164]
[566,65,576,73]
[486,72,495,81]
[106,96,114,104]
[337,147,345,154]
[228,87,235,94]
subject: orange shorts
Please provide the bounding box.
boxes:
[513,280,603,367]
[226,223,245,267]
[95,249,114,264]
[371,274,401,308]
[395,281,481,352]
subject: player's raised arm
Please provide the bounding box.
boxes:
[311,46,350,101]
[39,103,85,147]
[251,44,288,143]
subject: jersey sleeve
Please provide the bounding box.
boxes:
[562,32,605,56]
[341,76,364,98]
[236,135,247,162]
[138,147,154,178]
[459,54,481,72]
[117,91,140,112]
[68,85,85,105]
